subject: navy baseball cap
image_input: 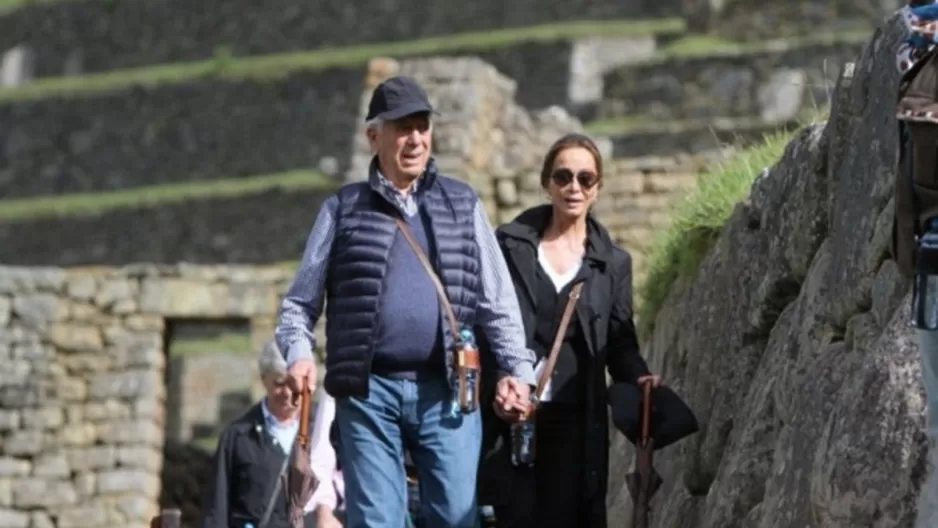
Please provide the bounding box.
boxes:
[365,76,435,122]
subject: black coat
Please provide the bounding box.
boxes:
[478,205,651,527]
[202,402,316,528]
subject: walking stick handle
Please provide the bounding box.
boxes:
[298,380,312,449]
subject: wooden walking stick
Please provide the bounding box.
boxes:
[626,380,662,528]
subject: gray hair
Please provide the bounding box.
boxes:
[258,338,287,377]
[365,117,384,131]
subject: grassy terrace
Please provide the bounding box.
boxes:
[0,0,75,13]
[170,332,254,358]
[0,169,335,221]
[583,115,790,136]
[634,127,799,338]
[647,28,871,62]
[0,17,683,102]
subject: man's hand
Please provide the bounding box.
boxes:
[637,374,661,388]
[494,376,531,422]
[315,506,342,528]
[287,358,318,397]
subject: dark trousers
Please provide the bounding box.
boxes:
[493,402,591,528]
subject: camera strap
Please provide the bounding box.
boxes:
[393,216,462,341]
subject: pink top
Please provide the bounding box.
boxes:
[304,391,344,513]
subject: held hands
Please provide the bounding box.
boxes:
[287,358,318,400]
[315,506,343,528]
[493,376,532,422]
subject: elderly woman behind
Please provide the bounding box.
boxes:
[306,391,344,527]
[202,340,317,528]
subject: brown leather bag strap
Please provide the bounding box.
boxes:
[394,217,462,340]
[534,281,584,403]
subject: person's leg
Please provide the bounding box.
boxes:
[533,403,586,528]
[335,375,408,528]
[404,377,482,528]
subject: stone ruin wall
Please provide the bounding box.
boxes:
[0,264,324,528]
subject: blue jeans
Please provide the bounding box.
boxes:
[335,375,482,528]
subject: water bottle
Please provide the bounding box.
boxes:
[479,505,497,527]
[510,413,536,467]
[407,475,421,520]
[448,328,481,415]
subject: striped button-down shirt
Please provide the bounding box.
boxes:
[275,170,537,386]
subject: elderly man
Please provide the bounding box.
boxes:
[202,340,316,528]
[275,75,537,528]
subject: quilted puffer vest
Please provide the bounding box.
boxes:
[323,159,481,397]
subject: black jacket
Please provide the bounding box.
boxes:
[202,402,315,528]
[478,205,651,526]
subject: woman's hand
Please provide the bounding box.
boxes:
[492,397,530,422]
[636,374,661,388]
[315,506,343,528]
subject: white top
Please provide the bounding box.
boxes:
[537,243,582,292]
[260,399,299,456]
[534,243,583,402]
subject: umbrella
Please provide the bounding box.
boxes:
[286,380,318,528]
[625,380,663,528]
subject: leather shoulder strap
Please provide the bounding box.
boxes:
[535,281,584,403]
[394,216,461,340]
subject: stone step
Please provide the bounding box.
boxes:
[0,172,339,266]
[598,117,797,158]
[597,33,866,123]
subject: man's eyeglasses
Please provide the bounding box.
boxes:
[550,168,600,189]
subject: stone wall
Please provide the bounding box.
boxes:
[0,263,326,528]
[607,16,928,526]
[0,187,335,266]
[0,0,678,80]
[604,118,791,158]
[0,67,364,199]
[683,0,900,36]
[164,353,262,445]
[601,38,866,123]
[0,35,664,200]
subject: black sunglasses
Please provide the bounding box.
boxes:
[550,168,600,189]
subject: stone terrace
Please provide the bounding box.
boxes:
[0,55,711,276]
[0,9,877,272]
[0,0,680,78]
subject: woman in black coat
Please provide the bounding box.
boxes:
[478,133,660,528]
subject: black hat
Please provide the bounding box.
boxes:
[365,76,434,122]
[607,382,699,451]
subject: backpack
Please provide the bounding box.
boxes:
[894,44,938,279]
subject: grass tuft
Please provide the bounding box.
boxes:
[169,332,254,358]
[0,169,334,221]
[635,126,800,338]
